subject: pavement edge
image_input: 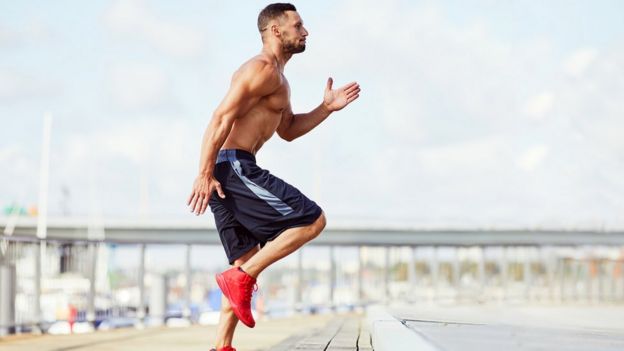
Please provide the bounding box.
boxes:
[366,305,439,351]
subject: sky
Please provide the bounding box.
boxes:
[1,0,624,229]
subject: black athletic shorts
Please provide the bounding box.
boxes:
[209,149,323,264]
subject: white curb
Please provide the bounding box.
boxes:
[366,305,439,351]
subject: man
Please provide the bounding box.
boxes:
[187,3,360,351]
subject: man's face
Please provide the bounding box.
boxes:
[278,11,308,54]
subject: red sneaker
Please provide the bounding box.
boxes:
[210,347,236,351]
[216,267,257,328]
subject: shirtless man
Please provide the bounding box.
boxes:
[187,4,360,351]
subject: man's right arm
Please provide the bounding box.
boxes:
[188,60,280,215]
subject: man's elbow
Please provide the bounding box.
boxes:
[211,112,236,131]
[279,131,297,142]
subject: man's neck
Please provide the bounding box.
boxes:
[262,43,291,72]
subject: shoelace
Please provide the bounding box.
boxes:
[242,282,258,304]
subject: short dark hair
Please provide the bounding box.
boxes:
[257,3,297,33]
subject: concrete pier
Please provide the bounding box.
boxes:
[0,264,16,336]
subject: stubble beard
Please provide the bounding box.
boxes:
[281,37,306,54]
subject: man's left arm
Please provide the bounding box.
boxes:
[277,78,360,141]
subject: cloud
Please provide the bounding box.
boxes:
[103,0,206,58]
[0,25,18,47]
[516,145,549,172]
[297,0,556,146]
[106,63,176,111]
[0,144,38,206]
[563,48,598,77]
[5,0,623,228]
[286,0,624,228]
[558,48,624,153]
[0,145,18,163]
[417,136,505,174]
[0,117,201,218]
[51,118,199,217]
[524,92,555,120]
[0,20,52,48]
[0,69,60,103]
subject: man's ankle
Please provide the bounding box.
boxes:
[238,265,258,278]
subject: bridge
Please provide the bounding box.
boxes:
[4,216,624,246]
[1,216,624,349]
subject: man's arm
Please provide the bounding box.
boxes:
[277,77,360,141]
[188,60,281,215]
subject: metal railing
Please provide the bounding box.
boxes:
[1,233,623,337]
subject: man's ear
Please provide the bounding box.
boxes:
[271,24,281,38]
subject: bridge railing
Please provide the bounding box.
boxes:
[1,232,623,337]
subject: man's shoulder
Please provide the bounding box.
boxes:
[233,55,281,91]
[237,55,279,77]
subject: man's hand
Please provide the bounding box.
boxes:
[187,174,225,215]
[323,77,360,112]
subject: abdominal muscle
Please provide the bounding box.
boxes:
[221,105,284,155]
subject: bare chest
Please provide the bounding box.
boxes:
[262,76,290,113]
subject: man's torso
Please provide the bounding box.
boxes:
[222,55,290,154]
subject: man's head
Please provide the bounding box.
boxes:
[258,3,308,54]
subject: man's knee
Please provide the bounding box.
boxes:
[220,295,233,312]
[317,212,327,231]
[308,212,326,240]
[221,304,233,313]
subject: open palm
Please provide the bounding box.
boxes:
[323,78,360,112]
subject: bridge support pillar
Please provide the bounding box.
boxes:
[329,246,335,309]
[0,264,16,336]
[408,247,417,302]
[184,244,192,321]
[138,244,146,325]
[523,247,532,301]
[431,246,439,300]
[384,247,390,302]
[34,242,43,332]
[149,273,167,326]
[87,243,97,325]
[500,246,508,301]
[296,249,303,309]
[478,246,486,295]
[452,247,460,300]
[357,246,364,304]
